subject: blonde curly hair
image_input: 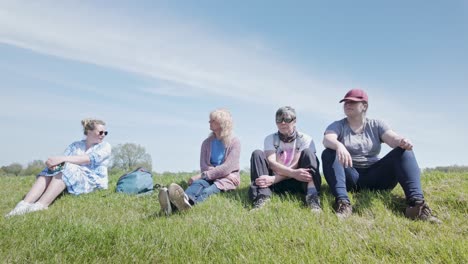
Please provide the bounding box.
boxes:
[209,109,233,146]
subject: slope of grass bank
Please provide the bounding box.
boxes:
[1,171,466,263]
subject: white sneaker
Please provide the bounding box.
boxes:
[168,183,192,211]
[158,187,172,216]
[5,200,34,217]
[28,202,48,213]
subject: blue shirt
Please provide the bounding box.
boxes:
[210,139,225,166]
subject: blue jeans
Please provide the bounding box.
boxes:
[185,179,221,204]
[322,147,424,203]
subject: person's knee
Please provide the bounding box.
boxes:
[194,179,210,187]
[301,148,313,156]
[391,147,418,163]
[251,149,264,160]
[321,148,336,163]
[401,148,416,160]
[299,149,320,172]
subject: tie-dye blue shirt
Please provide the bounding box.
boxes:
[38,140,112,195]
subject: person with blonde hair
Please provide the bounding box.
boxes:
[6,118,112,217]
[322,89,440,223]
[158,109,241,215]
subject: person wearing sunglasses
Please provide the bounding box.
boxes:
[248,106,322,212]
[158,108,241,216]
[322,88,440,223]
[6,118,112,217]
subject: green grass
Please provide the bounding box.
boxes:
[1,171,467,263]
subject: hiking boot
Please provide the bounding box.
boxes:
[158,187,172,216]
[335,199,352,219]
[405,200,441,224]
[168,183,192,212]
[5,200,34,217]
[305,194,321,213]
[251,194,270,211]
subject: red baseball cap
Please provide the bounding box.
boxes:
[339,89,368,103]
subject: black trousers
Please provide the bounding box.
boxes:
[248,148,321,201]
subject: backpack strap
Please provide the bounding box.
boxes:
[295,132,304,151]
[273,132,280,150]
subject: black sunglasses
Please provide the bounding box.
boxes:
[276,117,295,124]
[99,131,109,136]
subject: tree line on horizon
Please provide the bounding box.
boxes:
[0,143,153,176]
[1,142,467,176]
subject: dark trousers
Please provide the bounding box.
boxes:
[248,148,321,201]
[321,147,424,203]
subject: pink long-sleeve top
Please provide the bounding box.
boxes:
[200,135,241,191]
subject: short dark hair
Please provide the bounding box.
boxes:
[275,106,296,119]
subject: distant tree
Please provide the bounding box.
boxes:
[424,165,468,173]
[22,160,45,176]
[0,167,5,176]
[2,163,23,176]
[111,143,152,171]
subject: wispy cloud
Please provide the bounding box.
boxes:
[0,1,346,118]
[1,1,466,170]
[1,1,428,124]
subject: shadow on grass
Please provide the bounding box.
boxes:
[222,184,321,210]
[222,185,251,208]
[309,183,408,216]
[351,189,406,216]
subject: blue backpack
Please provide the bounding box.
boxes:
[116,167,154,195]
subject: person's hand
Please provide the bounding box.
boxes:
[226,174,240,186]
[337,144,353,168]
[255,175,275,188]
[188,174,202,185]
[399,138,413,150]
[45,157,63,168]
[291,168,312,182]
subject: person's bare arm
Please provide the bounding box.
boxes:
[45,155,90,168]
[323,132,353,168]
[265,150,312,182]
[381,130,413,150]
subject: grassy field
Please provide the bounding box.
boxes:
[0,171,466,263]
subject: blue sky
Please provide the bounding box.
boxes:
[0,0,467,172]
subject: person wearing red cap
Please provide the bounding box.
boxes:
[321,89,440,223]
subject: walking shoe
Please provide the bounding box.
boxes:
[405,200,442,224]
[251,194,270,210]
[305,194,321,213]
[335,199,352,219]
[5,200,34,217]
[158,187,172,216]
[168,183,192,212]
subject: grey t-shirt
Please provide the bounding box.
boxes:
[325,118,390,168]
